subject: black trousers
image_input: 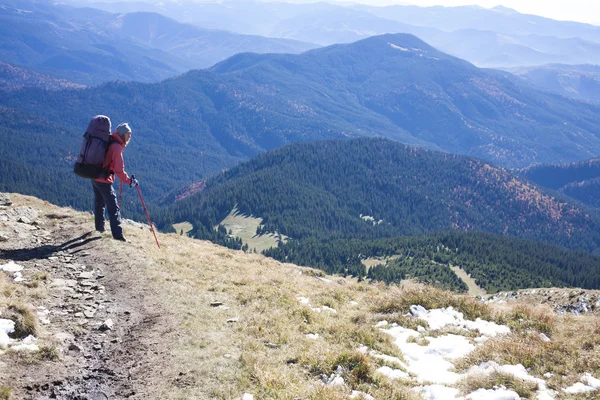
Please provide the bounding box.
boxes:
[92,181,124,239]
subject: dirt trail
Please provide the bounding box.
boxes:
[0,194,175,399]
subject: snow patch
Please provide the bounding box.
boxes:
[376,366,409,379]
[388,42,409,51]
[0,260,23,272]
[418,385,460,399]
[465,387,519,399]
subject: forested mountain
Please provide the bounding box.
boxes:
[0,0,316,86]
[510,64,600,103]
[520,158,600,209]
[0,62,85,91]
[2,33,600,212]
[156,138,600,254]
[264,232,600,293]
[77,0,600,68]
[2,32,600,205]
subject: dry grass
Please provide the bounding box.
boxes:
[0,387,12,400]
[117,224,423,399]
[5,195,599,400]
[496,303,557,336]
[5,303,38,339]
[371,285,493,321]
[458,371,538,398]
[455,316,600,391]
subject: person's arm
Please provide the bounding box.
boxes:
[113,148,132,185]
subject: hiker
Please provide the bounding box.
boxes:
[92,122,138,242]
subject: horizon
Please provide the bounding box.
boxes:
[74,0,600,25]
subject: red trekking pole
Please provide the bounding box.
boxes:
[133,181,160,249]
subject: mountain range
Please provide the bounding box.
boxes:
[2,33,600,211]
[79,0,600,68]
[0,0,317,86]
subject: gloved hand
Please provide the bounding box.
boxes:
[130,174,139,188]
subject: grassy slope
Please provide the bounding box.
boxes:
[3,193,600,399]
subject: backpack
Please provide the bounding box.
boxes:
[74,115,113,179]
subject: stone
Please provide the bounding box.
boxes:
[17,217,32,224]
[0,193,12,206]
[68,343,82,352]
[210,302,224,307]
[226,318,239,323]
[78,272,94,280]
[99,319,114,331]
[55,332,74,342]
[93,344,102,351]
[84,310,96,319]
[14,207,38,223]
[0,233,8,242]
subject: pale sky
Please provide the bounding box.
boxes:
[338,0,600,25]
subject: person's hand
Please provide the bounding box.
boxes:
[130,175,139,188]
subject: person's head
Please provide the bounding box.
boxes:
[116,123,132,146]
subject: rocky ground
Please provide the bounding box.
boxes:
[0,193,173,399]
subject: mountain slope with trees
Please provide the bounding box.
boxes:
[156,138,600,254]
[2,33,600,209]
[520,158,600,209]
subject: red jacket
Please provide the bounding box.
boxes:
[94,132,132,185]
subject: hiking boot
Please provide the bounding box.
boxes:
[114,236,129,243]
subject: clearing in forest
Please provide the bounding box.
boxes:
[218,207,288,252]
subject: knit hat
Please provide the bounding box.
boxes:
[116,122,132,135]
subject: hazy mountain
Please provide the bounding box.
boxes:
[158,138,600,254]
[361,4,600,43]
[0,0,317,85]
[0,0,193,85]
[510,64,600,103]
[2,33,600,208]
[72,1,600,68]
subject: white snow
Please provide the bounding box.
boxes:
[350,390,375,400]
[0,260,23,272]
[376,366,409,379]
[305,333,319,340]
[10,335,39,352]
[0,319,15,349]
[14,271,25,282]
[465,388,519,399]
[297,297,310,304]
[419,385,460,399]
[564,382,596,394]
[241,394,254,400]
[564,373,600,394]
[388,42,409,51]
[384,325,474,384]
[410,305,510,336]
[582,373,600,389]
[375,320,388,327]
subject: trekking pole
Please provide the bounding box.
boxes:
[135,184,160,249]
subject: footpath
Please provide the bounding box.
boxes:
[0,193,172,399]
